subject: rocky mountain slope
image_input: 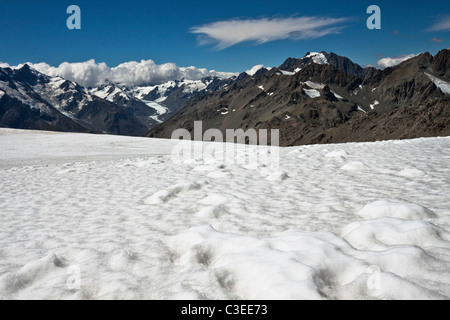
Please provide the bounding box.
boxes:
[146,50,450,146]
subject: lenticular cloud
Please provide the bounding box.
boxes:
[1,59,236,88]
[191,16,348,49]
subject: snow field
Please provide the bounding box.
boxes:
[0,129,449,299]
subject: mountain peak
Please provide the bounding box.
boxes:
[303,52,329,65]
[14,63,39,86]
[19,63,32,72]
[279,51,376,78]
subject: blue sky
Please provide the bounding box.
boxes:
[0,0,448,73]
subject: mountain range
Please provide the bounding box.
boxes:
[147,50,450,146]
[1,50,449,145]
[0,65,227,136]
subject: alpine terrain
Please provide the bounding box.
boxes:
[147,50,450,146]
[0,64,231,136]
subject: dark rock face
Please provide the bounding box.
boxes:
[141,87,160,101]
[432,49,450,78]
[146,49,450,146]
[0,94,89,132]
[323,52,376,78]
[76,98,148,136]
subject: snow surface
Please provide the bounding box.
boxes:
[303,89,321,98]
[425,73,450,95]
[0,129,449,300]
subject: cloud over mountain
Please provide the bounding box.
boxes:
[377,54,418,69]
[0,59,236,88]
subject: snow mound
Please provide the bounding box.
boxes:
[166,226,353,299]
[266,170,289,181]
[398,168,427,178]
[199,193,233,205]
[325,150,348,158]
[342,217,449,251]
[166,226,448,300]
[0,253,65,296]
[143,182,201,204]
[356,199,437,220]
[361,246,450,282]
[196,205,228,218]
[341,161,367,171]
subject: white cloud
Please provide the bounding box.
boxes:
[245,65,264,76]
[191,16,347,49]
[377,54,419,69]
[0,59,236,88]
[428,16,450,32]
[0,62,13,68]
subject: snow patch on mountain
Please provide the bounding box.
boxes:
[280,68,301,76]
[303,88,321,98]
[280,70,296,76]
[304,81,325,90]
[305,52,328,65]
[425,73,450,95]
[181,79,214,94]
[370,100,380,109]
[90,86,129,102]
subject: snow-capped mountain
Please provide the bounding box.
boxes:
[0,64,230,135]
[147,49,450,146]
[278,51,376,78]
